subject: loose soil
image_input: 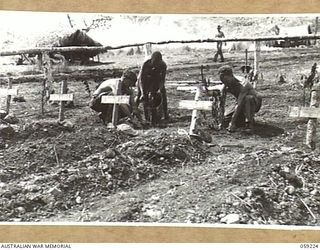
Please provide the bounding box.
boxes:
[1,47,320,226]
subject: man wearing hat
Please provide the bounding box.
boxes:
[90,70,139,124]
[214,25,226,62]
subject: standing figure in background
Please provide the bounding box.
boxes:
[214,25,226,63]
[90,70,138,125]
[136,51,169,126]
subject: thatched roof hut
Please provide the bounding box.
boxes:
[55,29,102,63]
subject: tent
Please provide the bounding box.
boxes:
[269,24,312,47]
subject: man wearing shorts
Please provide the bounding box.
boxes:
[90,70,138,124]
[219,66,262,132]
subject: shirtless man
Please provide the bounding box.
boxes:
[218,66,262,132]
[213,25,226,62]
[90,70,138,124]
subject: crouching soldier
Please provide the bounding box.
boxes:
[218,66,262,132]
[90,70,139,125]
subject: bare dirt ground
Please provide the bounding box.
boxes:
[0,46,320,226]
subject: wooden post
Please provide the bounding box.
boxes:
[111,80,122,127]
[42,52,53,98]
[178,84,225,134]
[0,79,18,115]
[306,86,319,149]
[1,35,320,57]
[245,49,248,70]
[41,79,46,115]
[201,65,205,83]
[289,84,320,149]
[315,17,319,46]
[41,52,54,115]
[37,53,43,70]
[100,94,130,127]
[58,81,68,122]
[253,41,261,88]
[6,77,12,114]
[42,52,53,80]
[144,43,152,61]
[189,87,201,135]
[49,85,73,121]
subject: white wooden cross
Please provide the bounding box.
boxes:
[289,84,320,149]
[0,77,18,114]
[253,41,264,88]
[100,80,130,127]
[177,84,225,135]
[49,81,73,122]
[144,43,152,61]
[289,106,320,119]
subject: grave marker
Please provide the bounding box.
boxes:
[178,84,225,135]
[253,40,262,88]
[101,96,130,104]
[0,77,18,114]
[49,81,73,122]
[100,80,130,127]
[289,84,320,149]
[41,52,54,114]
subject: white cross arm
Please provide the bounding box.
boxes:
[177,84,225,92]
[49,94,74,102]
[289,106,320,119]
[179,100,213,111]
[0,88,18,96]
[101,95,130,104]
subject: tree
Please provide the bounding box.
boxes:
[121,15,151,24]
[66,14,113,33]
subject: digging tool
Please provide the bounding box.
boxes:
[240,49,252,74]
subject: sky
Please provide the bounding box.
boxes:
[0,11,69,34]
[0,11,218,48]
[0,11,317,49]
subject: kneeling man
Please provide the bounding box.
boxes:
[219,66,262,132]
[90,70,138,124]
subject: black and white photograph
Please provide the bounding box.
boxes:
[0,11,320,227]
